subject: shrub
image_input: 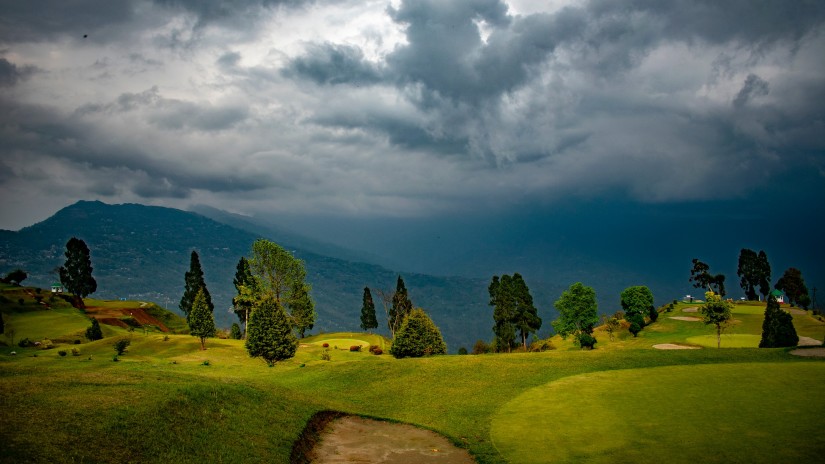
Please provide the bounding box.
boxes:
[58,350,67,357]
[458,347,468,355]
[629,322,642,337]
[576,332,597,349]
[371,347,383,355]
[230,323,242,340]
[202,360,210,366]
[390,308,447,359]
[114,338,131,355]
[349,345,362,352]
[18,298,24,306]
[35,288,41,294]
[74,339,81,344]
[40,339,54,350]
[322,343,329,348]
[368,344,380,353]
[320,350,331,361]
[472,339,490,354]
[71,347,80,356]
[85,319,103,341]
[163,334,169,341]
[529,339,556,352]
[112,355,119,362]
[18,338,31,348]
[648,306,659,323]
[34,295,43,304]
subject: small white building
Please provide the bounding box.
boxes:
[51,283,63,293]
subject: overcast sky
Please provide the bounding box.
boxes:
[1,0,824,233]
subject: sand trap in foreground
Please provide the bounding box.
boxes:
[653,344,701,350]
[669,316,702,322]
[790,347,825,357]
[309,416,474,464]
[797,336,822,347]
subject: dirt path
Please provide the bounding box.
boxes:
[307,416,475,464]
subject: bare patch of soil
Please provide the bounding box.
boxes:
[294,413,475,464]
[653,344,701,350]
[790,347,825,357]
[682,307,698,313]
[789,308,807,315]
[84,306,169,332]
[668,316,702,322]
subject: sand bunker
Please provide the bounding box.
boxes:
[653,344,701,350]
[682,307,698,313]
[790,347,825,357]
[305,415,474,464]
[789,308,807,315]
[669,316,702,322]
[797,336,822,347]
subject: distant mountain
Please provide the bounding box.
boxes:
[0,200,513,351]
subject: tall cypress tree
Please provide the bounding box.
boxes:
[179,250,213,322]
[490,274,516,352]
[360,287,378,332]
[511,273,541,349]
[756,251,772,299]
[59,237,97,308]
[189,289,216,350]
[759,294,799,348]
[389,276,413,335]
[233,256,254,327]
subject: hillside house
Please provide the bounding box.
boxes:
[51,283,63,293]
[769,289,786,304]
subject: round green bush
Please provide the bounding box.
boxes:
[390,308,447,359]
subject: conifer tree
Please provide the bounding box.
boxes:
[85,318,103,341]
[289,281,315,338]
[179,250,213,322]
[232,256,254,328]
[759,294,799,348]
[245,295,297,366]
[59,237,97,308]
[511,274,541,349]
[230,323,242,340]
[189,289,216,350]
[390,308,447,358]
[490,275,516,352]
[360,287,378,332]
[388,276,413,335]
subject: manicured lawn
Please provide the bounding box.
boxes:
[686,333,763,348]
[490,362,825,464]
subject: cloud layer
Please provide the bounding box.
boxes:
[1,0,823,228]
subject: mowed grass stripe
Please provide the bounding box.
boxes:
[491,362,825,464]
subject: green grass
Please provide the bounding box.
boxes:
[3,292,825,463]
[686,334,763,348]
[490,362,825,463]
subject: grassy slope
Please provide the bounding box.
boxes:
[2,295,825,463]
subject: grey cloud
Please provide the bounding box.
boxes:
[132,176,191,199]
[283,43,383,86]
[217,51,242,69]
[0,0,140,43]
[0,58,38,87]
[733,74,769,109]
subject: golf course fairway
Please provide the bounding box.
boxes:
[491,362,825,463]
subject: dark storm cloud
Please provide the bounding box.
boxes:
[283,42,383,86]
[0,58,37,87]
[733,74,770,109]
[0,0,139,43]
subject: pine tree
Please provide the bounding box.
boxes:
[756,251,772,299]
[245,296,297,366]
[759,294,799,348]
[59,237,97,308]
[390,308,447,358]
[230,323,242,340]
[490,275,516,352]
[232,257,254,328]
[85,318,103,341]
[289,281,315,338]
[179,250,213,322]
[360,287,378,332]
[189,289,216,350]
[511,274,541,349]
[389,276,413,335]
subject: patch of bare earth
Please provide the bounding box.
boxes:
[790,347,825,357]
[682,307,698,313]
[788,308,807,315]
[797,336,822,347]
[306,416,475,464]
[653,344,701,350]
[668,316,702,322]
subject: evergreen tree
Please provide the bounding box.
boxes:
[179,250,213,322]
[289,281,315,338]
[390,308,447,358]
[59,237,97,308]
[232,257,254,329]
[490,275,516,352]
[511,274,541,349]
[389,276,413,336]
[759,294,799,348]
[230,323,242,340]
[189,289,216,350]
[757,250,772,299]
[85,318,103,341]
[245,295,297,366]
[737,248,760,300]
[360,287,378,332]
